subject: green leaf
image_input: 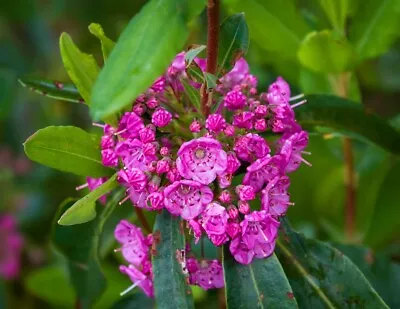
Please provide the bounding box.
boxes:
[59,32,100,104]
[90,0,204,120]
[217,13,249,74]
[298,30,354,73]
[296,94,400,154]
[317,0,349,30]
[335,244,400,308]
[204,72,217,90]
[18,76,84,103]
[181,79,201,115]
[53,192,123,308]
[223,248,297,308]
[111,293,154,309]
[58,174,118,226]
[23,126,112,177]
[24,266,75,307]
[88,23,115,61]
[364,160,400,247]
[349,0,400,61]
[186,61,204,84]
[185,45,206,66]
[224,0,310,59]
[152,210,194,309]
[276,218,389,308]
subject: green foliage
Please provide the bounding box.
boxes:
[185,45,206,66]
[24,266,75,307]
[111,293,154,309]
[23,126,112,177]
[276,218,389,308]
[59,32,100,104]
[18,76,83,103]
[90,0,204,120]
[152,210,194,309]
[296,94,400,154]
[88,23,115,60]
[349,0,400,61]
[58,174,118,225]
[181,79,202,116]
[298,30,354,73]
[223,249,297,308]
[217,13,249,74]
[317,0,349,30]
[224,0,310,59]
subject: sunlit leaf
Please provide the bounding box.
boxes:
[89,23,115,61]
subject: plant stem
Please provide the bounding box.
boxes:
[331,73,356,241]
[201,0,220,117]
[134,207,151,233]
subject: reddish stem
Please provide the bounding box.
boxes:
[134,207,151,233]
[201,0,220,117]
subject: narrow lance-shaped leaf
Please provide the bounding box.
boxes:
[90,0,204,120]
[224,0,310,59]
[181,79,202,115]
[275,218,389,308]
[223,247,298,308]
[152,210,194,309]
[317,0,349,30]
[185,45,206,66]
[296,94,400,155]
[349,0,400,61]
[24,126,113,177]
[88,23,115,61]
[18,76,84,103]
[59,32,100,104]
[58,174,118,226]
[217,13,249,75]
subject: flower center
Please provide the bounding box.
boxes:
[194,147,206,159]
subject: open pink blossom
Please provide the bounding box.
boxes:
[261,176,291,216]
[164,180,213,219]
[118,167,148,192]
[117,112,144,138]
[120,265,154,298]
[234,133,270,162]
[176,137,227,185]
[188,258,224,290]
[200,202,229,246]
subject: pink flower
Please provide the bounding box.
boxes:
[160,147,169,156]
[117,112,144,138]
[176,137,227,185]
[133,103,146,116]
[217,173,232,189]
[236,185,256,201]
[241,210,279,258]
[139,127,156,143]
[278,131,310,173]
[164,180,213,220]
[117,167,148,192]
[269,77,291,101]
[116,139,156,170]
[238,200,250,214]
[232,111,254,129]
[120,265,154,298]
[151,77,166,93]
[233,133,270,162]
[200,202,229,246]
[156,159,170,174]
[114,220,149,267]
[254,119,267,132]
[229,237,254,265]
[227,205,239,220]
[219,190,232,204]
[220,58,249,88]
[188,219,202,243]
[151,108,172,127]
[0,215,23,280]
[224,125,235,136]
[146,97,159,109]
[101,134,114,149]
[254,105,268,118]
[188,259,224,290]
[205,114,226,133]
[224,89,246,110]
[226,222,241,239]
[261,176,291,216]
[243,155,286,192]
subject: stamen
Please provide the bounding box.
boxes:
[291,99,307,109]
[75,183,88,191]
[300,157,312,167]
[92,122,105,128]
[114,128,128,135]
[257,225,269,242]
[301,151,312,155]
[114,247,122,252]
[119,195,130,205]
[120,282,139,296]
[289,93,304,102]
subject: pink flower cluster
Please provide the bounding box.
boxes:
[0,215,23,280]
[93,53,310,296]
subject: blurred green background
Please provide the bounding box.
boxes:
[1,0,400,308]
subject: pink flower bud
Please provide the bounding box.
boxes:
[226,222,241,239]
[236,185,256,201]
[101,135,114,149]
[254,105,268,118]
[139,127,156,143]
[189,120,202,133]
[101,149,118,167]
[238,200,250,214]
[224,125,235,136]
[156,159,170,174]
[146,192,164,210]
[152,108,172,127]
[160,147,169,156]
[233,111,254,129]
[219,190,232,203]
[254,118,267,132]
[146,97,159,109]
[224,89,246,110]
[227,205,239,220]
[226,152,241,174]
[133,103,146,116]
[205,114,226,133]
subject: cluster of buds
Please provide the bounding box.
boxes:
[88,52,310,297]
